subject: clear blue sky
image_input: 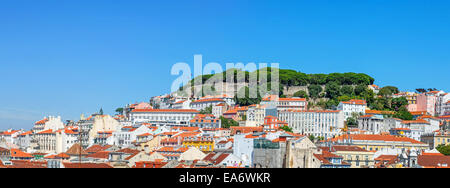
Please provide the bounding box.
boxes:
[1,0,449,129]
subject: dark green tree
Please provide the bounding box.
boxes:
[379,86,399,97]
[234,86,262,106]
[341,85,354,96]
[220,116,239,128]
[293,90,308,99]
[279,125,293,133]
[354,84,367,96]
[393,107,413,120]
[199,105,213,114]
[391,97,409,111]
[308,85,323,98]
[325,82,341,99]
[115,108,124,115]
[436,144,450,156]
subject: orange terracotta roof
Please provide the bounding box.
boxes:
[63,163,113,168]
[359,114,374,118]
[1,130,20,135]
[341,99,367,105]
[174,100,186,104]
[133,161,168,168]
[116,148,140,154]
[7,160,47,168]
[36,129,54,134]
[203,152,230,165]
[191,98,224,103]
[365,110,395,115]
[87,151,110,159]
[328,134,425,144]
[325,145,369,152]
[35,118,48,125]
[402,119,430,124]
[418,115,440,120]
[418,155,450,168]
[138,133,152,137]
[10,149,33,158]
[409,111,428,116]
[85,145,112,153]
[278,98,307,102]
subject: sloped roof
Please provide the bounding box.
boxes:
[65,143,88,156]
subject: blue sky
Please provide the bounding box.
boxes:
[0,0,449,129]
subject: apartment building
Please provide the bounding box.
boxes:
[278,110,344,139]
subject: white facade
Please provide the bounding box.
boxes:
[130,109,199,126]
[337,100,367,120]
[33,116,65,133]
[278,110,344,139]
[172,100,191,109]
[112,125,152,147]
[358,115,387,134]
[246,105,277,127]
[261,96,308,111]
[233,134,254,167]
[190,98,225,111]
[435,93,449,116]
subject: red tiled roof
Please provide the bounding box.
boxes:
[133,161,168,168]
[418,155,450,168]
[63,163,113,168]
[341,99,367,105]
[328,134,425,144]
[85,145,112,153]
[1,130,20,135]
[35,118,48,125]
[325,145,369,152]
[203,153,230,165]
[116,148,140,154]
[191,98,224,103]
[87,151,110,159]
[402,119,430,124]
[7,160,47,168]
[10,149,33,159]
[409,111,428,116]
[365,110,395,115]
[36,129,54,134]
[278,98,307,102]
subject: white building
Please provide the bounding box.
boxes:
[130,109,199,126]
[32,116,65,133]
[337,99,367,120]
[190,98,225,111]
[436,93,449,116]
[278,110,344,139]
[0,129,22,145]
[14,131,33,151]
[391,118,440,141]
[261,95,308,111]
[212,103,228,118]
[233,134,254,167]
[112,125,152,147]
[246,104,277,127]
[358,114,389,134]
[444,101,450,116]
[172,100,191,109]
[33,127,79,154]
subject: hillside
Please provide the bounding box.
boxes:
[175,68,374,97]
